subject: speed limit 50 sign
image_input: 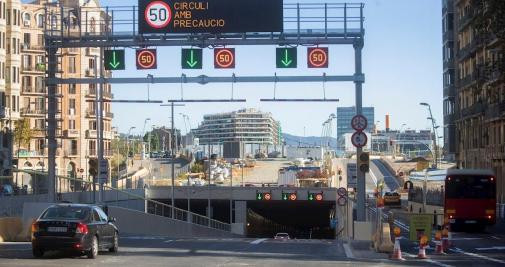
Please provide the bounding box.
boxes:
[136,49,157,69]
[144,1,172,29]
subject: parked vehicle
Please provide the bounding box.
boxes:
[31,204,119,259]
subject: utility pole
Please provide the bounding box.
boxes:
[420,103,439,168]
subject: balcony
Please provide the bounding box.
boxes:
[21,43,45,52]
[85,108,96,118]
[67,47,80,54]
[86,130,113,140]
[489,144,505,160]
[460,102,485,118]
[103,91,114,99]
[443,58,454,70]
[105,112,114,119]
[85,69,96,77]
[457,8,474,31]
[443,86,455,97]
[32,128,46,136]
[63,129,79,138]
[15,150,45,158]
[21,63,46,74]
[86,47,100,56]
[22,86,46,95]
[20,108,46,117]
[64,149,79,157]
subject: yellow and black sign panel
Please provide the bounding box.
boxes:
[139,0,283,34]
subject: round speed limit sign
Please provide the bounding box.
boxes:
[145,1,172,29]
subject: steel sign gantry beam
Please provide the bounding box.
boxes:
[44,2,366,222]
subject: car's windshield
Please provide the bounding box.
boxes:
[276,233,288,237]
[40,206,90,220]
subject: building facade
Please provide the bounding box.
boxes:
[336,106,374,150]
[447,0,505,203]
[10,0,114,189]
[442,0,457,160]
[193,109,282,145]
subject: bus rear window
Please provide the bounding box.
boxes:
[446,175,495,199]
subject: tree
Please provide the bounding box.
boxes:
[13,118,33,154]
[13,118,33,185]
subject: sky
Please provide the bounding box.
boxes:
[80,0,443,138]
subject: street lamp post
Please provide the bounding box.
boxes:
[126,127,136,189]
[420,103,439,168]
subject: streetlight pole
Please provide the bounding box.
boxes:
[126,127,135,189]
[420,103,438,168]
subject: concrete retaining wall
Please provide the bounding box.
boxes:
[109,206,236,238]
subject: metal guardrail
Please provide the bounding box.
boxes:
[8,169,231,232]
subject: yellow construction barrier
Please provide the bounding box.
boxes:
[0,217,24,242]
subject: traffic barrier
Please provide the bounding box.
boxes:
[390,227,404,260]
[442,227,449,251]
[417,235,428,259]
[435,231,443,253]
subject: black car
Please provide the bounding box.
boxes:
[31,204,119,259]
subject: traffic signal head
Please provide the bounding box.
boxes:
[282,192,297,201]
[308,192,323,201]
[358,152,370,173]
[256,192,272,201]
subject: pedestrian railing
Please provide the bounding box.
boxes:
[9,169,231,232]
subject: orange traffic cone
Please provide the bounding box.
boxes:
[435,231,444,254]
[390,227,404,260]
[391,237,404,260]
[417,235,428,259]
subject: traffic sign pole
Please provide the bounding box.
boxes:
[354,40,366,222]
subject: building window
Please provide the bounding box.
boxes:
[35,119,44,129]
[37,13,44,28]
[68,57,76,73]
[69,119,75,130]
[69,84,76,94]
[68,98,75,115]
[89,120,97,130]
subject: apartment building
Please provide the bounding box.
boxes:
[0,0,22,176]
[193,109,282,145]
[445,0,505,203]
[14,0,113,186]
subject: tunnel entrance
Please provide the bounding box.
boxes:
[246,201,335,239]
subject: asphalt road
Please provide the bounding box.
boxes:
[0,236,357,267]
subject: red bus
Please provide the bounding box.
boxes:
[408,169,496,229]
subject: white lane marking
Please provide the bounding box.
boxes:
[491,236,500,240]
[450,248,505,264]
[250,238,268,245]
[475,246,505,251]
[369,169,378,186]
[449,238,481,241]
[343,243,354,259]
[163,240,174,243]
[403,252,453,267]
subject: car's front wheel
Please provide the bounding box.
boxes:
[109,232,118,253]
[87,236,98,259]
[32,247,44,258]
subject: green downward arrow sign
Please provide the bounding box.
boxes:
[109,52,120,69]
[186,50,198,68]
[276,48,297,68]
[281,49,292,67]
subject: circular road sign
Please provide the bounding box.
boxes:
[308,47,328,68]
[337,196,347,206]
[264,193,272,201]
[351,114,368,131]
[289,193,297,201]
[315,193,323,201]
[215,48,235,68]
[145,1,172,29]
[136,49,157,69]
[351,131,368,148]
[337,187,347,197]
